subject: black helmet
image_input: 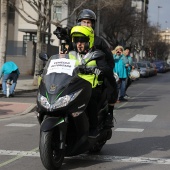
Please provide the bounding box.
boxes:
[77,9,96,28]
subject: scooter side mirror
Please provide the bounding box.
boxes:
[39,52,49,61]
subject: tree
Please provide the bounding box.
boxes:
[0,0,8,67]
[9,0,90,85]
[100,0,143,49]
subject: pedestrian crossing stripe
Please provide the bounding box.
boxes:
[114,128,144,132]
[128,114,157,122]
[5,123,37,127]
[1,150,170,165]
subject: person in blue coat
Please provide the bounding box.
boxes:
[113,46,128,102]
[123,47,134,98]
[0,61,20,97]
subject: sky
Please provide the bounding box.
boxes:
[148,0,170,30]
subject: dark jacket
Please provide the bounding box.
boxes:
[91,49,117,104]
[94,36,114,69]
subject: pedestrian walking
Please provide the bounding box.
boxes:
[0,61,20,97]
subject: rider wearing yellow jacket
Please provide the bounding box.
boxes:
[69,26,117,137]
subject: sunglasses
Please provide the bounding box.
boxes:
[73,37,89,43]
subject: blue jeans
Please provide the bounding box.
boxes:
[119,78,126,99]
[2,72,18,95]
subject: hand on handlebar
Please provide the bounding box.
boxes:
[93,68,102,76]
[78,66,102,75]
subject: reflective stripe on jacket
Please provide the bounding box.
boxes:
[69,51,99,88]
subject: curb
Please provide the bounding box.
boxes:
[0,89,38,97]
[0,103,37,120]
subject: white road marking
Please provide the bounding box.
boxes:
[114,128,144,132]
[5,123,37,127]
[0,150,170,165]
[0,150,39,157]
[71,154,170,165]
[128,114,157,122]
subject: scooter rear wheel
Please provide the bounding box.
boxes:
[39,130,65,170]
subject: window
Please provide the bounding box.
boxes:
[23,34,36,55]
[53,6,62,21]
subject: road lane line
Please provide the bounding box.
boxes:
[114,128,144,132]
[5,123,37,127]
[70,154,170,165]
[0,150,170,165]
[0,148,38,168]
[115,85,156,110]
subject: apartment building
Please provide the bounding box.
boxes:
[4,0,69,75]
[159,29,170,44]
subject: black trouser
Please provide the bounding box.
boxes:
[87,77,118,129]
[86,88,102,129]
[125,77,132,92]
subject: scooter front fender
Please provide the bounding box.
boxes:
[40,117,66,132]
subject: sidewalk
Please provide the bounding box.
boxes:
[0,75,38,96]
[0,75,38,119]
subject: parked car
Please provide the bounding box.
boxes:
[165,63,170,72]
[135,61,157,77]
[153,61,166,73]
[135,62,150,77]
[142,61,157,76]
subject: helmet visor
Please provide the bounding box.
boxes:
[73,37,89,43]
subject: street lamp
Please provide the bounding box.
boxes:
[141,0,146,60]
[157,6,162,29]
[156,6,162,60]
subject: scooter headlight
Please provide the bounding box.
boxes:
[37,93,50,109]
[37,89,82,110]
[52,89,82,109]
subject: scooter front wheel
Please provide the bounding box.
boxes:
[39,130,65,170]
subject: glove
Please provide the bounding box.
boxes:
[77,65,86,74]
[93,68,102,76]
[78,65,93,74]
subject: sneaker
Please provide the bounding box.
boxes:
[9,94,14,97]
[124,94,130,99]
[119,97,128,102]
[105,114,114,128]
[89,129,100,138]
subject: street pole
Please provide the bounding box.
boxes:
[156,6,162,60]
[141,0,146,60]
[96,1,100,36]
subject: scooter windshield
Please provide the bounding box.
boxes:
[42,54,77,94]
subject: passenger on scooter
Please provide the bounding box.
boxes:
[69,26,118,137]
[54,9,117,128]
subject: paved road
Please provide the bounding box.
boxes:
[0,72,170,170]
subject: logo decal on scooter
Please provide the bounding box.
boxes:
[50,84,56,91]
[78,104,85,109]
